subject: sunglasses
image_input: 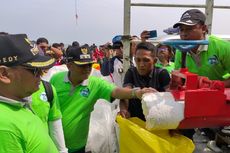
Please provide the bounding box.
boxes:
[21,66,44,77]
[76,63,93,68]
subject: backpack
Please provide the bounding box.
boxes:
[41,80,54,107]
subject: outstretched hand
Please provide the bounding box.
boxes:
[135,87,157,99]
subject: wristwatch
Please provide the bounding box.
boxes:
[131,88,140,98]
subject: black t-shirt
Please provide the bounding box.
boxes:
[123,67,171,121]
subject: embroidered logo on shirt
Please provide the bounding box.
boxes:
[80,88,90,97]
[208,55,219,65]
[40,92,48,101]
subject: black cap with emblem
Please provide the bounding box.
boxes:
[173,9,206,28]
[65,45,96,65]
[0,34,55,68]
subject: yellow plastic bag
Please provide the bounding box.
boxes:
[116,116,195,153]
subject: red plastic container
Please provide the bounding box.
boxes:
[170,69,230,129]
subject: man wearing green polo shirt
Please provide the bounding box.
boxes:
[31,81,68,153]
[31,83,61,131]
[173,9,230,150]
[173,9,230,84]
[50,45,155,153]
[0,34,58,153]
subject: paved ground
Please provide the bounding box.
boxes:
[193,130,230,153]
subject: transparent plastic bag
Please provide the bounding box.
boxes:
[142,92,184,130]
[86,100,118,153]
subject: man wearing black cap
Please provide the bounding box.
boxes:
[50,45,156,153]
[0,34,59,152]
[173,9,230,86]
[173,9,230,150]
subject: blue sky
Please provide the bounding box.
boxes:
[1,0,230,46]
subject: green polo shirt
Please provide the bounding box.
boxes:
[223,73,230,80]
[50,71,116,152]
[174,35,230,80]
[0,98,59,153]
[155,62,175,74]
[31,83,62,131]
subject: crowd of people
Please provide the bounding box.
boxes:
[1,8,230,153]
